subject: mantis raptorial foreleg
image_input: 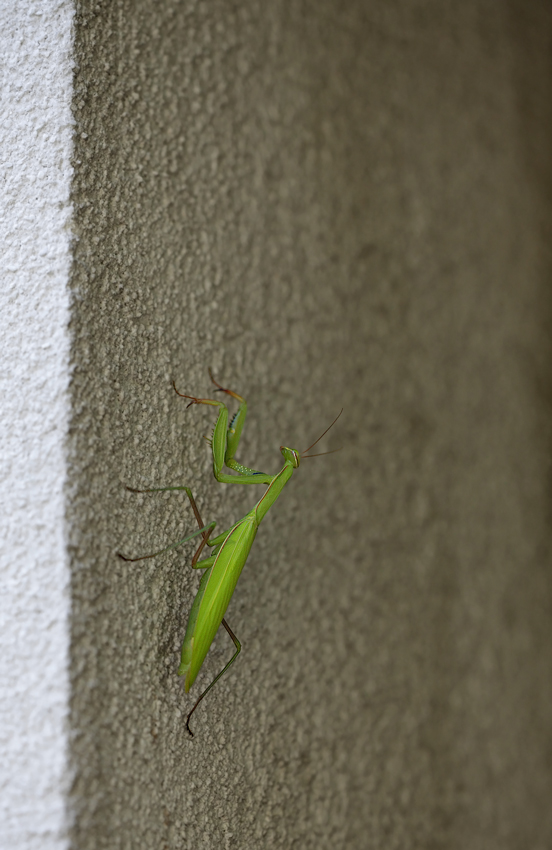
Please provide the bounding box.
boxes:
[173,369,275,485]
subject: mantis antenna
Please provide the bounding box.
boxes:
[301,408,343,458]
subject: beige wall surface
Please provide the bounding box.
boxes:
[68,1,552,847]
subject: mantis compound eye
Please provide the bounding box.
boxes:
[280,446,300,468]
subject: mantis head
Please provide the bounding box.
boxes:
[280,446,301,468]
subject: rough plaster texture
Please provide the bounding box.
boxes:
[64,1,552,848]
[0,2,75,848]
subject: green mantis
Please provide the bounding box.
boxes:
[119,371,341,735]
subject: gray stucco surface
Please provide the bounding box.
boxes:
[68,1,552,847]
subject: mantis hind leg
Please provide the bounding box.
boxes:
[185,618,241,737]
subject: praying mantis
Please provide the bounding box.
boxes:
[119,370,341,735]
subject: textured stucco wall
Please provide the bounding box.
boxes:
[0,3,74,849]
[67,2,552,849]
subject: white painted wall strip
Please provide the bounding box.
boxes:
[0,3,75,848]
